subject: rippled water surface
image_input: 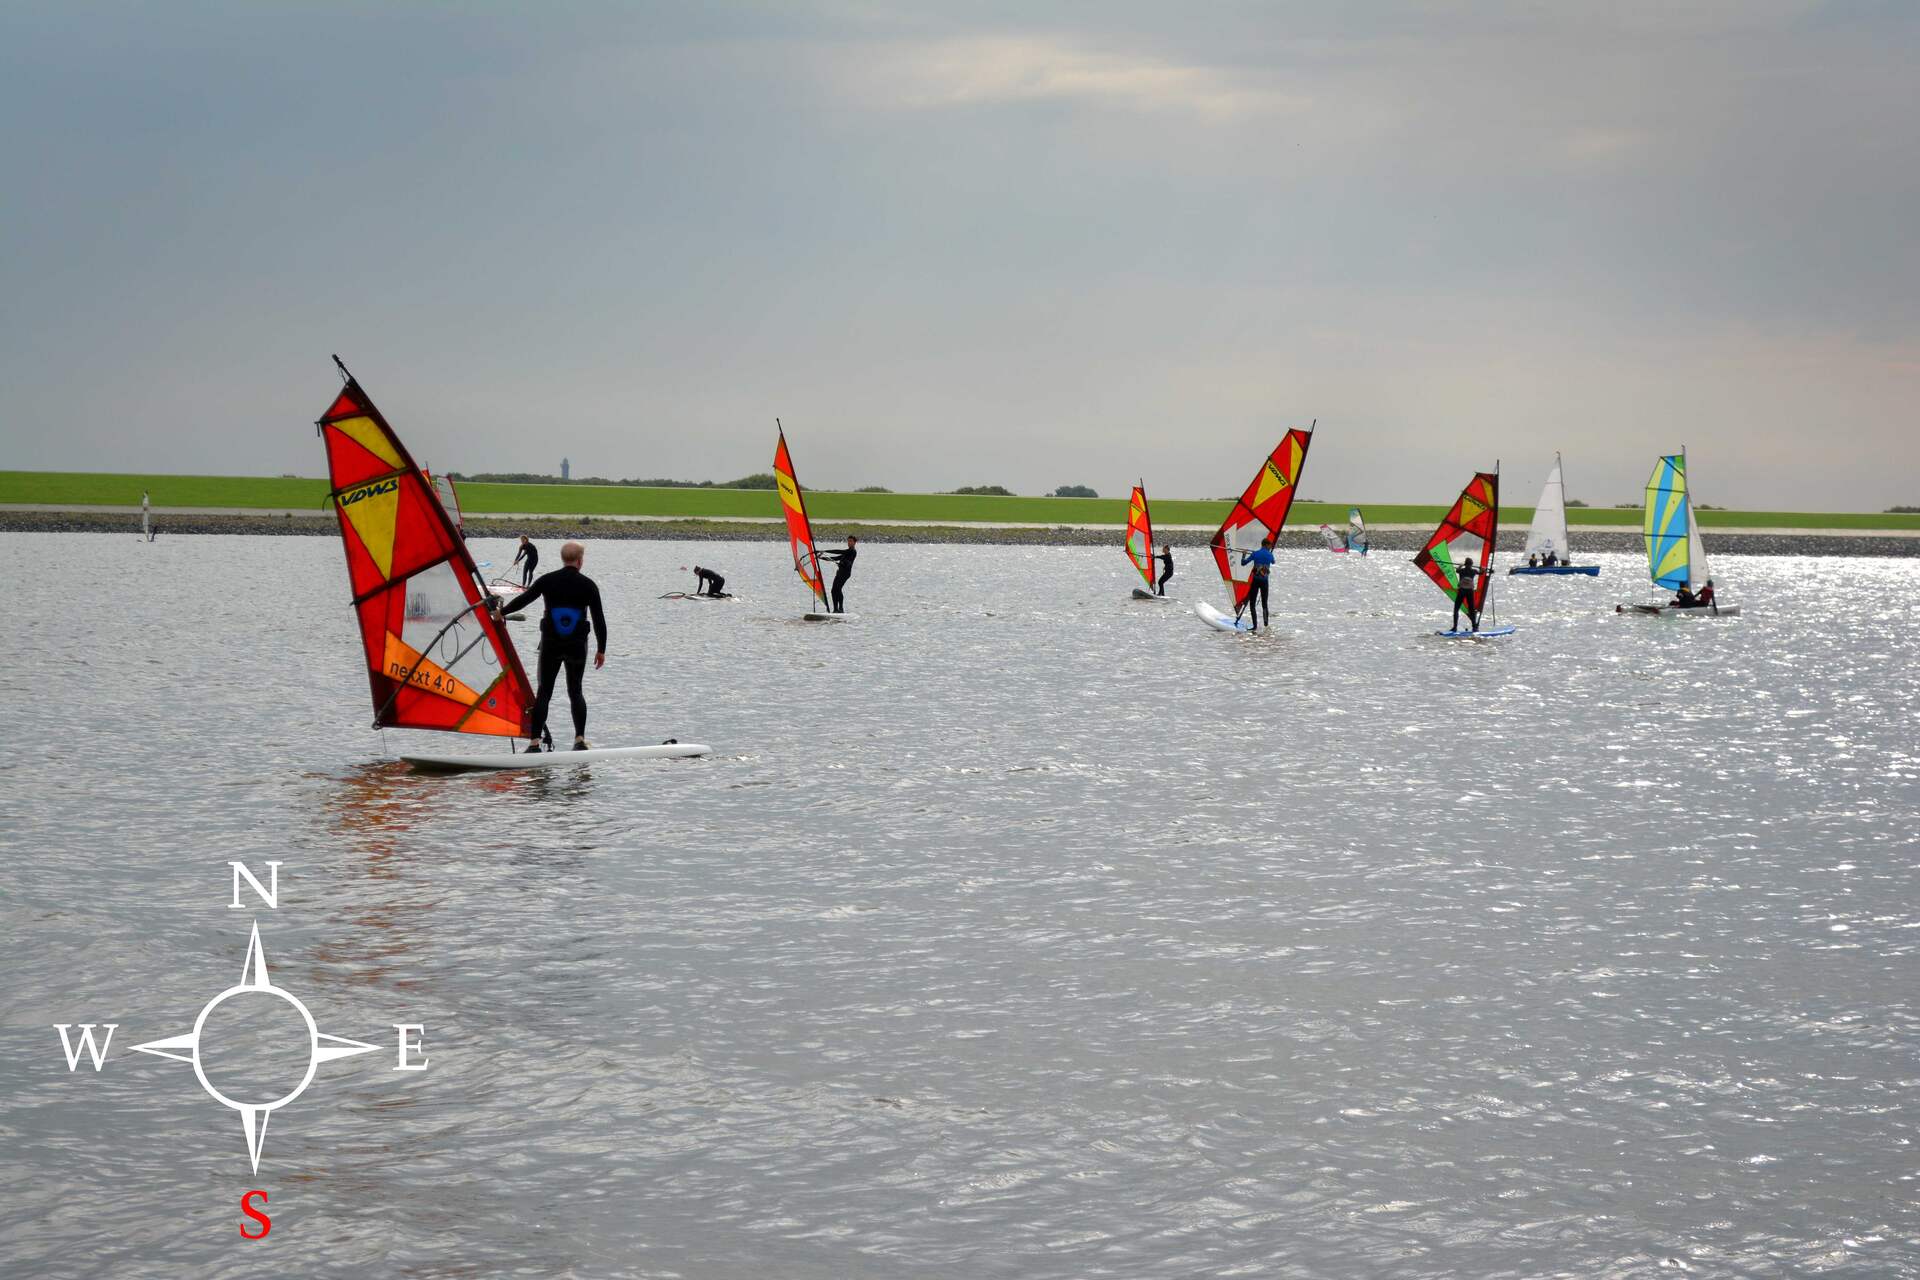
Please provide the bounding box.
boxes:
[2,532,1917,1278]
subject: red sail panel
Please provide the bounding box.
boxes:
[1411,471,1500,611]
[317,373,534,737]
[773,427,826,607]
[1209,428,1314,607]
[1125,485,1155,589]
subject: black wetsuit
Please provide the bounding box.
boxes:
[694,568,726,596]
[1156,548,1173,596]
[1450,562,1481,632]
[513,542,539,587]
[820,546,857,613]
[501,566,606,742]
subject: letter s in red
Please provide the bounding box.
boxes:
[240,1189,271,1239]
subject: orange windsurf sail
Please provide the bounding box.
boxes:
[317,358,533,737]
[773,421,827,609]
[1209,426,1314,609]
[1412,470,1500,614]
[1125,484,1156,590]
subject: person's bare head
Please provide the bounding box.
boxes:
[561,541,585,566]
[519,534,529,545]
[847,536,858,547]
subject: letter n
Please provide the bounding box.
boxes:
[230,860,283,910]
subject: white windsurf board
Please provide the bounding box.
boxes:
[402,742,711,773]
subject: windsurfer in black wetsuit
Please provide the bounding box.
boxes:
[494,540,606,751]
[513,535,539,587]
[818,536,857,613]
[1156,545,1173,596]
[1450,558,1481,632]
[692,566,727,597]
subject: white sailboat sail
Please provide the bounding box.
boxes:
[1522,455,1570,562]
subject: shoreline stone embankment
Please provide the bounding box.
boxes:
[3,509,1916,558]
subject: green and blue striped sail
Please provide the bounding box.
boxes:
[1643,454,1691,589]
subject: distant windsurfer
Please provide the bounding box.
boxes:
[1238,537,1275,631]
[1156,545,1173,596]
[1450,558,1481,633]
[818,536,857,613]
[693,566,727,597]
[493,540,606,752]
[513,535,539,587]
[141,490,154,541]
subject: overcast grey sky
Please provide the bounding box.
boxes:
[2,1,1916,508]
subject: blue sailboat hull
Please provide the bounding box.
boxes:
[1508,565,1600,576]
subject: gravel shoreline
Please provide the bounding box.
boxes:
[5,510,1917,558]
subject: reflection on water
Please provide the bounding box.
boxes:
[1,532,1917,1278]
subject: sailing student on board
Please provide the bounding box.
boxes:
[1450,558,1482,633]
[692,566,727,597]
[513,535,539,587]
[1238,537,1276,631]
[1156,545,1174,596]
[818,536,858,613]
[1671,583,1698,608]
[493,541,607,752]
[1695,580,1716,608]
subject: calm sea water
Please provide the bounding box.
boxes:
[1,532,1916,1278]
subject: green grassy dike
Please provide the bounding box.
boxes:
[4,470,1916,532]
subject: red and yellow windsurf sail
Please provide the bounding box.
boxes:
[1412,471,1500,613]
[773,422,827,609]
[1125,484,1156,590]
[317,361,533,738]
[1209,427,1314,608]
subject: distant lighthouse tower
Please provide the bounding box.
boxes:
[561,457,570,482]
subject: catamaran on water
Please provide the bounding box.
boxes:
[1413,468,1514,639]
[1617,448,1741,618]
[316,357,710,770]
[773,421,846,622]
[1125,481,1171,601]
[1194,423,1315,633]
[1509,453,1598,576]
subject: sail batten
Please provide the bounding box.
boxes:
[317,367,533,738]
[1412,471,1500,613]
[1209,427,1315,606]
[1125,484,1156,589]
[773,424,827,608]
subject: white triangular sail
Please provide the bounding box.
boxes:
[1522,455,1570,562]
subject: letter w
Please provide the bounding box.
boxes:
[55,1024,117,1071]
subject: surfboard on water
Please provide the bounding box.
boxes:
[402,742,712,772]
[1131,587,1173,602]
[1413,466,1515,640]
[1434,625,1517,639]
[316,356,704,766]
[803,612,852,622]
[1199,424,1316,632]
[1195,601,1252,632]
[1620,448,1741,618]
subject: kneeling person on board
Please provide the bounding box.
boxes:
[1671,584,1697,609]
[1450,559,1481,632]
[819,536,858,613]
[1695,580,1715,608]
[1156,545,1174,596]
[494,540,607,752]
[693,566,726,597]
[1239,538,1276,631]
[513,535,539,587]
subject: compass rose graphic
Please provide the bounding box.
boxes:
[129,922,382,1173]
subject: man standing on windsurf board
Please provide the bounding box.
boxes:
[492,540,607,752]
